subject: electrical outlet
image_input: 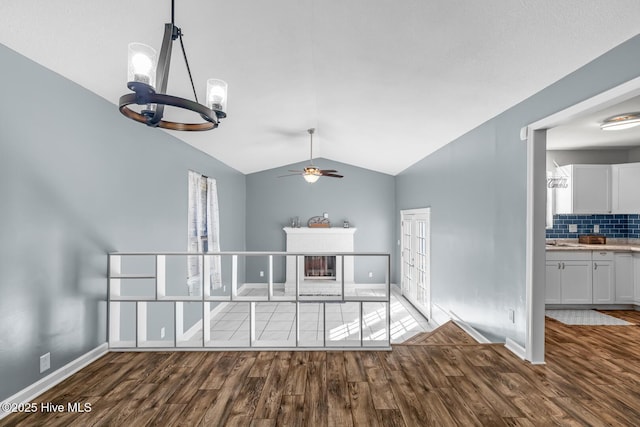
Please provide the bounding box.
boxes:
[568,224,578,233]
[160,327,165,339]
[40,352,50,373]
[508,309,515,323]
[259,271,264,277]
[593,224,600,233]
[368,272,373,278]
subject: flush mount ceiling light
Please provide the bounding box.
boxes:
[600,113,640,131]
[119,0,227,131]
[278,129,344,183]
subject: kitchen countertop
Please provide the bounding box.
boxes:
[546,239,640,252]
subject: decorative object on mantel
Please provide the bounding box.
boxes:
[343,220,350,228]
[277,129,344,183]
[289,216,301,228]
[308,216,331,228]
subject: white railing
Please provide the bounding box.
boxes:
[108,251,391,350]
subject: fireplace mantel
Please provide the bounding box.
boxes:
[283,227,357,235]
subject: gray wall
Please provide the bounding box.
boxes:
[396,34,640,345]
[0,44,246,401]
[245,159,395,283]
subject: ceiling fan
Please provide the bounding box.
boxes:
[278,128,344,183]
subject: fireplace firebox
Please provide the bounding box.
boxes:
[304,256,336,279]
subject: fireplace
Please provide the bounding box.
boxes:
[305,255,336,279]
[283,227,357,293]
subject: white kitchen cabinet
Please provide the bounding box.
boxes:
[555,164,611,214]
[592,256,614,304]
[612,162,640,214]
[614,253,633,303]
[545,261,562,304]
[546,251,593,304]
[562,260,594,304]
[634,254,640,304]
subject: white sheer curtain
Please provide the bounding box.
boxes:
[206,178,222,289]
[187,171,221,295]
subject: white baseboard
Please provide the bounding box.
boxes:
[448,310,491,344]
[430,303,451,328]
[0,343,108,421]
[181,302,227,341]
[505,337,527,360]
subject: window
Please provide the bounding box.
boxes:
[187,171,221,295]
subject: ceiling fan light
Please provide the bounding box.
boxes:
[303,172,320,183]
[600,113,640,131]
[128,43,157,88]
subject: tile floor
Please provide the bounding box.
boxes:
[182,285,433,348]
[545,309,634,326]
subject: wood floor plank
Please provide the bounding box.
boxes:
[173,389,218,427]
[302,359,328,426]
[252,352,292,420]
[275,395,305,427]
[348,381,380,427]
[326,352,354,427]
[379,352,429,427]
[199,354,257,425]
[282,351,308,396]
[4,311,640,426]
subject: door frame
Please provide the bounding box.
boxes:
[523,76,640,364]
[400,207,431,320]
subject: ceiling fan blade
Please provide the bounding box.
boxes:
[319,169,337,173]
[288,169,304,173]
[322,173,344,178]
[277,173,302,178]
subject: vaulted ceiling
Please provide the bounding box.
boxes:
[2,1,640,174]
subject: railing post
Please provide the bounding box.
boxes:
[341,255,345,301]
[231,254,238,300]
[268,255,273,301]
[387,254,391,346]
[250,302,255,347]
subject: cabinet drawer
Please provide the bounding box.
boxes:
[592,251,614,261]
[546,251,591,261]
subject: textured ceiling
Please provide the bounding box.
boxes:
[2,1,640,174]
[547,95,640,150]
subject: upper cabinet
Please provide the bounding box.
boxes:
[555,164,611,214]
[612,162,640,214]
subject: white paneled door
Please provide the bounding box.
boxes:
[401,208,431,320]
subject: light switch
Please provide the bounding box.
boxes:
[569,224,578,233]
[593,224,600,233]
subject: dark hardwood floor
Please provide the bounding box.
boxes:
[2,312,640,426]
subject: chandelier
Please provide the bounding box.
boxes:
[119,0,227,131]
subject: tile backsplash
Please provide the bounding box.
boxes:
[547,214,640,239]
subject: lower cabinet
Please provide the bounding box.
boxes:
[634,254,640,304]
[614,253,634,303]
[545,251,593,304]
[592,259,614,304]
[562,259,594,304]
[545,261,562,304]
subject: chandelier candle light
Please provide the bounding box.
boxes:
[119,0,227,131]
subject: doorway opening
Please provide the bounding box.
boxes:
[400,208,431,320]
[524,76,640,364]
